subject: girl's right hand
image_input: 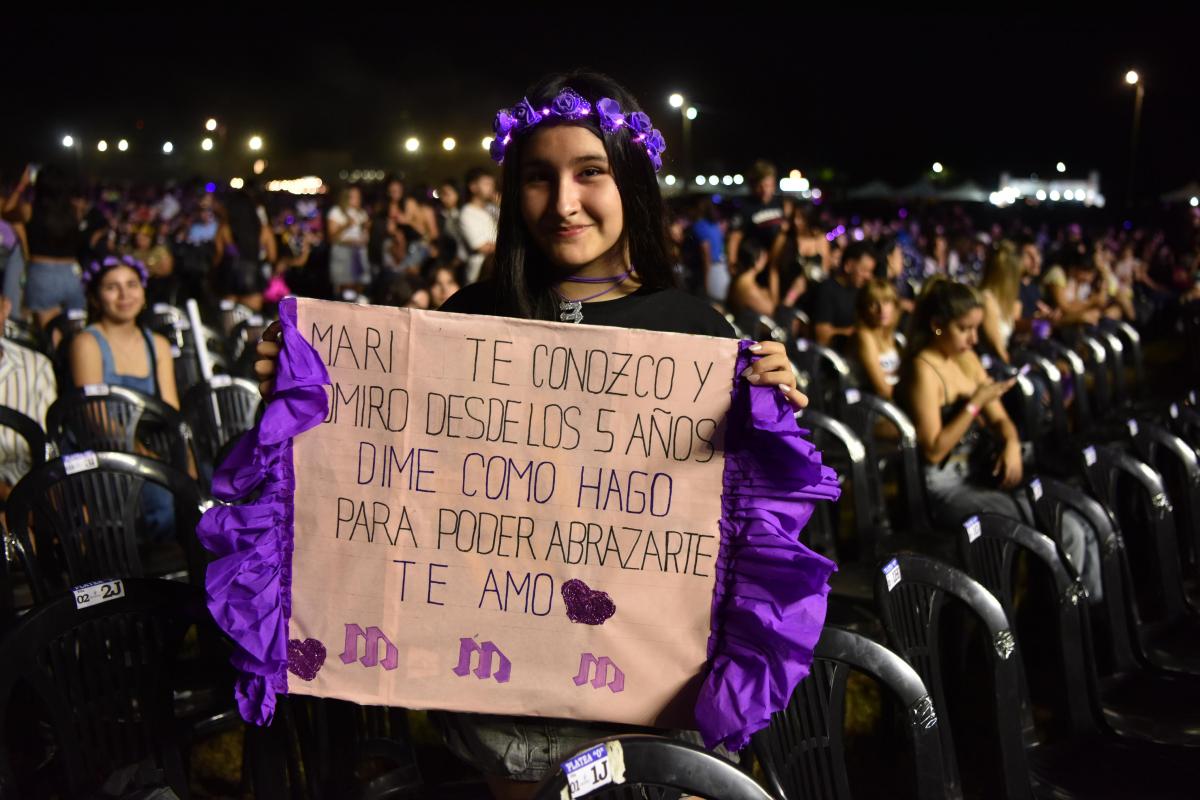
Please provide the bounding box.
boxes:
[255,321,282,399]
[970,377,1016,409]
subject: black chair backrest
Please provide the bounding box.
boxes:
[873,554,1028,800]
[957,513,1100,738]
[753,625,946,800]
[795,407,882,560]
[1025,475,1141,677]
[0,405,47,476]
[1092,328,1128,409]
[0,578,199,798]
[182,377,261,469]
[3,319,40,352]
[6,451,209,601]
[1014,351,1070,454]
[40,309,88,351]
[1129,419,1200,577]
[792,340,854,417]
[1167,401,1200,454]
[217,301,255,337]
[45,385,191,473]
[1032,338,1091,432]
[230,314,271,363]
[533,735,775,800]
[842,392,932,532]
[1077,331,1114,420]
[1100,318,1144,399]
[1080,443,1187,624]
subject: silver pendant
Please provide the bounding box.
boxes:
[559,300,583,323]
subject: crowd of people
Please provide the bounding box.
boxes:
[0,66,1198,798]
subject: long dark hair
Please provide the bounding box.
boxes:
[899,277,981,386]
[494,70,675,320]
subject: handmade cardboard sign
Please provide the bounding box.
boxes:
[199,297,838,751]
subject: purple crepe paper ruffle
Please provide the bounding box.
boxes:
[195,297,330,725]
[694,340,840,751]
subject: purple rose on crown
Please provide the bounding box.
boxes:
[628,111,653,135]
[511,97,543,129]
[649,153,663,172]
[489,138,506,164]
[646,129,666,156]
[595,98,625,133]
[494,109,517,138]
[552,89,590,118]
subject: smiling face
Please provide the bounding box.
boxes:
[93,265,145,323]
[518,125,626,274]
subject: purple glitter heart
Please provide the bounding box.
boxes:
[561,579,616,625]
[287,638,327,681]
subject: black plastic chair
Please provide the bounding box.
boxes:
[247,695,423,800]
[39,308,88,352]
[0,578,203,798]
[1031,337,1093,433]
[791,339,855,418]
[0,406,47,480]
[2,318,40,352]
[960,515,1200,762]
[533,735,775,800]
[1080,443,1200,674]
[6,452,209,601]
[1166,399,1200,453]
[753,626,946,800]
[1099,318,1145,403]
[841,393,938,536]
[182,377,261,475]
[45,384,192,474]
[874,554,1200,799]
[1128,419,1200,596]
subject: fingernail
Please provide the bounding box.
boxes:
[776,384,791,393]
[747,373,761,384]
[748,344,763,352]
[740,366,754,378]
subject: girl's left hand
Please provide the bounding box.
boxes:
[742,341,808,410]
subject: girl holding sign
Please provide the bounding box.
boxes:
[256,71,807,797]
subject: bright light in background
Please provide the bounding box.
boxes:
[1056,161,1066,173]
[665,175,676,186]
[230,177,245,189]
[482,137,493,150]
[668,93,684,108]
[1049,190,1061,201]
[117,139,128,152]
[722,175,733,186]
[96,140,107,152]
[733,174,744,185]
[253,159,266,175]
[404,137,420,153]
[685,107,698,120]
[811,188,822,200]
[932,162,944,174]
[61,135,74,148]
[695,176,706,186]
[205,182,216,193]
[205,118,218,131]
[1125,70,1140,85]
[248,135,263,151]
[201,138,213,151]
[266,176,325,195]
[1064,189,1075,201]
[707,175,718,185]
[442,137,456,151]
[1191,196,1199,208]
[1036,189,1047,201]
[789,169,802,179]
[779,177,810,193]
[162,141,173,154]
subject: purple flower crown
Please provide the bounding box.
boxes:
[82,254,149,289]
[490,88,666,172]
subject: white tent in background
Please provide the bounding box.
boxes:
[1160,181,1200,203]
[847,180,895,199]
[894,177,939,198]
[939,181,989,202]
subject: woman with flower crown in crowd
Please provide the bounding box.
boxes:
[255,69,812,798]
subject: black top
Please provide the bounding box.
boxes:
[810,276,858,329]
[26,209,83,259]
[1018,279,1041,319]
[440,281,736,339]
[732,196,787,250]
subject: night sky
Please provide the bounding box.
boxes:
[8,14,1198,204]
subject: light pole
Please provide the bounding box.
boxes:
[1125,70,1144,208]
[669,93,695,182]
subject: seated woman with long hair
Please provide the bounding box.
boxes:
[852,279,901,400]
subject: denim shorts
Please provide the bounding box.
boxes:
[25,260,85,312]
[432,712,731,783]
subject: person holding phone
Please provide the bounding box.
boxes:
[897,278,1025,528]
